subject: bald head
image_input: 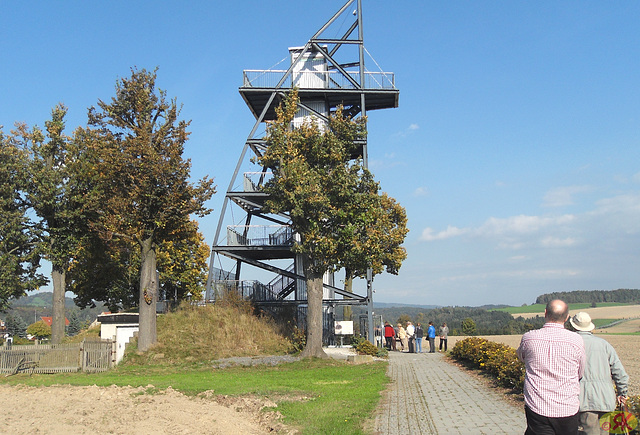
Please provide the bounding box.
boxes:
[545,299,569,323]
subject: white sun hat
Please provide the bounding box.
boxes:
[570,311,595,332]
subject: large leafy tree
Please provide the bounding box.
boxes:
[70,219,210,311]
[74,68,215,351]
[18,105,80,343]
[0,130,47,310]
[259,91,408,358]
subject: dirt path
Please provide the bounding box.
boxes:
[0,384,289,435]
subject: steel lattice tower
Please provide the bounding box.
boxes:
[205,0,398,343]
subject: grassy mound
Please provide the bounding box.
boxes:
[123,300,295,365]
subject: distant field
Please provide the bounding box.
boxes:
[510,304,640,320]
[592,318,622,328]
[493,302,629,315]
[599,318,640,334]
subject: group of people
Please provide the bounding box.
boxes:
[517,299,629,435]
[383,321,449,354]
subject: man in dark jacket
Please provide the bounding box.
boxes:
[415,323,424,353]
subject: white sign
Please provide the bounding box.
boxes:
[334,321,353,335]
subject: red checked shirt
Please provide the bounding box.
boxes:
[517,322,586,418]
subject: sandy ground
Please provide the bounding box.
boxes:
[448,334,640,395]
[0,384,292,435]
[513,304,640,320]
[0,349,358,435]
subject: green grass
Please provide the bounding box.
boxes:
[492,302,629,315]
[592,318,623,328]
[0,357,388,434]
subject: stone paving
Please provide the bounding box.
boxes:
[372,351,526,435]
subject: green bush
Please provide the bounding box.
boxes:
[355,339,378,356]
[450,337,524,391]
[376,347,389,358]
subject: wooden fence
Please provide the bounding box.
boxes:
[0,339,113,375]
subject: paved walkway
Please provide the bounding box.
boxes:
[371,351,526,435]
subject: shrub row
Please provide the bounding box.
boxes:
[450,337,525,391]
[450,337,640,427]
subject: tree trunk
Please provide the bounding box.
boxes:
[300,262,328,359]
[343,275,353,321]
[51,267,66,344]
[137,236,158,352]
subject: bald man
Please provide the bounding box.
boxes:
[517,300,586,435]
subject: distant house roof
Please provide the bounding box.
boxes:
[40,316,70,326]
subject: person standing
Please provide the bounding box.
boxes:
[517,299,586,435]
[570,312,629,435]
[384,322,395,351]
[427,321,436,353]
[397,323,408,352]
[415,323,424,353]
[406,321,415,353]
[438,322,449,352]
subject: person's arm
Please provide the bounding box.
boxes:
[516,338,526,362]
[577,344,586,380]
[608,345,629,399]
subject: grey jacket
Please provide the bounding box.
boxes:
[577,331,629,412]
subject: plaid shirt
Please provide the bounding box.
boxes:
[517,322,586,418]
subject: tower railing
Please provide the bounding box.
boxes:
[209,279,277,302]
[227,225,293,247]
[242,70,395,90]
[239,171,272,192]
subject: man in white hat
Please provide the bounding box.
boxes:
[570,311,629,435]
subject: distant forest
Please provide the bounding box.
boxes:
[2,292,107,327]
[352,305,545,336]
[536,289,640,304]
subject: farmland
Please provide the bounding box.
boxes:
[507,304,640,322]
[493,302,632,316]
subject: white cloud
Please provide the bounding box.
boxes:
[392,123,420,138]
[540,236,577,248]
[419,214,576,250]
[542,185,591,207]
[420,225,468,241]
[477,214,575,236]
[592,193,640,215]
[413,186,429,197]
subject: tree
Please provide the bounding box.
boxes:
[259,91,408,358]
[27,320,52,340]
[462,318,477,336]
[0,130,47,310]
[74,68,215,351]
[70,219,210,311]
[67,311,82,336]
[5,312,28,338]
[18,104,80,344]
[397,314,411,326]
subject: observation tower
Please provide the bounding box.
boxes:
[206,0,398,343]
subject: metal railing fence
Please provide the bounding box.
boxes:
[242,69,395,90]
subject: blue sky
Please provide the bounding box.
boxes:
[2,1,639,307]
